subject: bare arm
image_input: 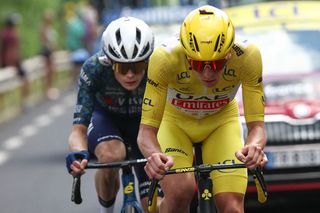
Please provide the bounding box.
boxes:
[137,124,161,158]
[137,124,174,179]
[67,124,89,176]
[236,121,268,169]
[246,121,266,149]
[68,124,88,152]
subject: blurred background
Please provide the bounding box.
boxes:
[0,0,320,212]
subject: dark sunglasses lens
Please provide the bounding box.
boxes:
[113,61,147,75]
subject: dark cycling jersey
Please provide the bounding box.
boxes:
[72,51,147,127]
[71,50,160,198]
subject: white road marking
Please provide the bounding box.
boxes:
[0,151,9,165]
[64,94,76,107]
[35,114,52,127]
[49,105,64,117]
[19,124,38,138]
[3,137,23,150]
[0,93,73,166]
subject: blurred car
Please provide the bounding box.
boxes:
[225,0,320,208]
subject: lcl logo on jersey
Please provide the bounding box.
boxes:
[143,98,154,107]
[223,69,237,81]
[142,97,154,112]
[177,71,191,81]
[212,85,236,93]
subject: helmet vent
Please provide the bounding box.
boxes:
[120,46,128,59]
[108,45,120,59]
[180,38,186,49]
[132,45,138,58]
[136,27,141,44]
[214,34,221,52]
[227,37,234,49]
[139,42,150,57]
[193,35,199,52]
[115,29,121,45]
[199,9,214,15]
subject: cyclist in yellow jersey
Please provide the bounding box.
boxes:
[137,5,268,213]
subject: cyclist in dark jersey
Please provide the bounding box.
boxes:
[66,17,160,213]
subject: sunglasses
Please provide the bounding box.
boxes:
[112,61,148,75]
[188,58,227,73]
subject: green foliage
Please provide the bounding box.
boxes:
[0,0,66,58]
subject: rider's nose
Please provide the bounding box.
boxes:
[202,65,214,78]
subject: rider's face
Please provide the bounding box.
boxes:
[196,62,222,87]
[188,53,231,87]
[113,61,147,91]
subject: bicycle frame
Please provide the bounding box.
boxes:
[148,143,268,213]
[120,164,143,213]
[71,158,147,213]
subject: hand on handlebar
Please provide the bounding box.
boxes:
[144,153,174,180]
[66,150,90,176]
[235,144,268,170]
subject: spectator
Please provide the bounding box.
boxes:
[65,10,86,52]
[39,10,59,100]
[0,13,29,102]
[80,3,99,54]
[65,8,88,82]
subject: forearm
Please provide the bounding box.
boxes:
[68,124,88,152]
[137,124,162,158]
[245,121,266,149]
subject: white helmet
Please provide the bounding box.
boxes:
[102,16,154,63]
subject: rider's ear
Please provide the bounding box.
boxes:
[225,52,232,60]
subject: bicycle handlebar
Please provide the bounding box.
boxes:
[251,167,268,203]
[71,174,82,204]
[166,163,246,174]
[148,163,268,212]
[86,158,147,169]
[70,158,147,205]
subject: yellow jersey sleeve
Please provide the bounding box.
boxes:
[240,42,265,122]
[141,47,172,128]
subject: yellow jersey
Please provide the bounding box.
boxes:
[141,37,264,127]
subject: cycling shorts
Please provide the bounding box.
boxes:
[87,108,163,198]
[157,101,248,195]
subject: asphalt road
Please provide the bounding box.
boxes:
[0,89,123,213]
[0,88,319,213]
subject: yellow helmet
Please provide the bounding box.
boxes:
[180,5,234,61]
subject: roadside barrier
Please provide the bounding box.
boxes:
[0,50,74,124]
